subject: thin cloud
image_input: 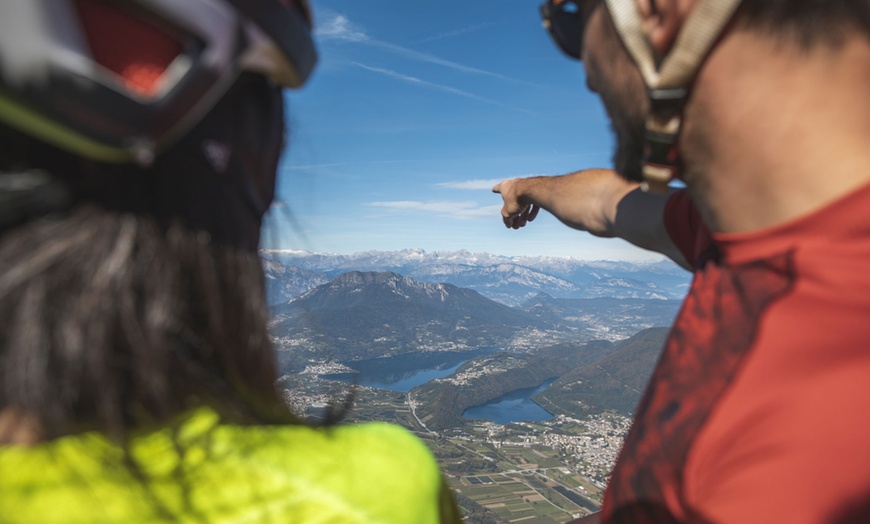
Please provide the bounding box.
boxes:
[437,179,507,191]
[454,204,503,219]
[353,63,534,114]
[317,11,541,88]
[369,200,476,211]
[437,176,553,191]
[354,64,480,98]
[316,12,369,42]
[417,21,505,44]
[368,41,538,88]
[283,162,349,171]
[368,200,500,219]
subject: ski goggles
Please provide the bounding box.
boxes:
[539,0,600,60]
[0,0,317,164]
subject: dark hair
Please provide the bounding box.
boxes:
[737,0,870,48]
[0,73,296,441]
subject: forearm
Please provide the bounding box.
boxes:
[500,169,690,270]
[512,171,626,235]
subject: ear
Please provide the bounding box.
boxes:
[636,0,693,54]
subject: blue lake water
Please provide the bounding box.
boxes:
[324,348,495,393]
[324,349,557,425]
[462,379,556,424]
[327,361,466,392]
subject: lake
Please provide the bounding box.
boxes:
[324,349,557,425]
[462,378,556,424]
[323,347,496,392]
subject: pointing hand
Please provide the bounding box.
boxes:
[493,179,540,230]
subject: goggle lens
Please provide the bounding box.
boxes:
[76,0,183,97]
[540,0,586,60]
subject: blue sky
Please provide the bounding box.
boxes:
[263,0,661,262]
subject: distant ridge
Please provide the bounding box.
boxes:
[269,268,683,368]
[413,340,617,430]
[535,327,670,416]
[522,294,681,340]
[269,271,553,363]
[407,329,669,430]
[261,248,691,306]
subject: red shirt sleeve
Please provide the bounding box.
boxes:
[663,190,714,268]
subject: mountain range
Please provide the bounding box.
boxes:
[270,271,551,363]
[269,270,682,364]
[535,327,669,417]
[265,250,686,431]
[413,328,669,431]
[261,249,690,307]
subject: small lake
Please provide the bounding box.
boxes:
[462,379,556,424]
[323,347,496,392]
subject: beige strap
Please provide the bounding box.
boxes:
[604,0,743,90]
[603,0,743,191]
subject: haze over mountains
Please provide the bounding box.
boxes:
[269,269,684,365]
[536,328,670,418]
[262,249,690,307]
[414,328,670,430]
[270,271,540,362]
[266,249,688,426]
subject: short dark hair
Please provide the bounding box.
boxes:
[737,0,870,48]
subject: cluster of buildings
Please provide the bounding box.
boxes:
[540,414,632,485]
[435,355,525,387]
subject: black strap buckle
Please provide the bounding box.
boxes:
[641,88,688,193]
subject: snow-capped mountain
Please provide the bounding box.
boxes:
[269,271,549,362]
[261,249,691,306]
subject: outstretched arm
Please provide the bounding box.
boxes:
[492,168,691,270]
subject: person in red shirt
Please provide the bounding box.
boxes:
[494,1,870,522]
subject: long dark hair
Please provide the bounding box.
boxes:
[0,73,296,441]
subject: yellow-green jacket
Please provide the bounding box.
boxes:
[0,408,462,523]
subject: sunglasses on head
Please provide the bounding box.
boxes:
[539,0,598,60]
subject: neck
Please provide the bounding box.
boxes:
[681,28,870,233]
[0,407,43,446]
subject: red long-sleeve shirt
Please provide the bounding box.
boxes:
[602,186,870,523]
